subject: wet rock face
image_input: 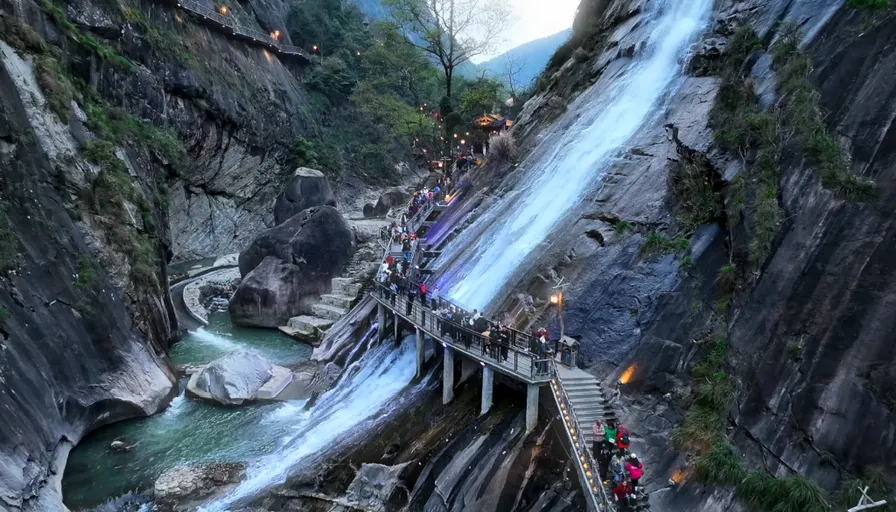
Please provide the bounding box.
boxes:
[229,256,312,327]
[0,39,176,511]
[273,168,337,225]
[154,462,247,511]
[343,463,408,511]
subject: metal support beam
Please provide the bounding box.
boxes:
[481,366,494,416]
[443,345,454,405]
[416,327,425,379]
[526,384,539,433]
[377,303,386,342]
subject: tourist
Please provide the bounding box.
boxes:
[431,285,440,309]
[605,421,619,451]
[419,282,428,305]
[610,453,625,484]
[616,424,631,454]
[612,479,635,507]
[592,419,605,460]
[626,454,644,491]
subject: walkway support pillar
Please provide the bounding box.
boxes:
[377,303,386,342]
[481,366,494,416]
[416,327,425,379]
[459,358,478,385]
[394,313,399,341]
[526,384,539,433]
[443,345,455,404]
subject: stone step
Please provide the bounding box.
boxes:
[312,303,348,321]
[331,278,362,297]
[321,294,355,309]
[287,315,334,333]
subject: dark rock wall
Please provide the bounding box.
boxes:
[0,42,176,511]
[484,0,896,509]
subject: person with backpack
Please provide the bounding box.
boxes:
[419,282,428,305]
[626,454,644,491]
[616,424,631,454]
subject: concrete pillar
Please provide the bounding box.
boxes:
[443,345,455,404]
[416,327,425,379]
[394,313,399,341]
[481,366,494,416]
[459,358,478,385]
[525,384,539,433]
[377,303,386,342]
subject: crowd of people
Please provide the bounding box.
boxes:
[593,419,648,509]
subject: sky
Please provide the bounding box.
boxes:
[471,0,580,63]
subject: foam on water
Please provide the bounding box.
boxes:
[200,336,417,510]
[189,328,241,351]
[434,0,714,311]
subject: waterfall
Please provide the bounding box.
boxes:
[434,0,714,311]
[199,336,418,510]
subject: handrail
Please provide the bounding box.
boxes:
[175,0,311,60]
[372,283,552,381]
[550,363,616,511]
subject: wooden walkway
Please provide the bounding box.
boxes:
[175,0,312,61]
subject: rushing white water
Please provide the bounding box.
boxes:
[189,328,240,351]
[200,336,418,510]
[434,0,714,311]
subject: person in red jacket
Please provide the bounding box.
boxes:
[612,479,634,507]
[616,424,631,454]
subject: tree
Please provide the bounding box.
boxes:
[384,0,511,99]
[503,54,525,99]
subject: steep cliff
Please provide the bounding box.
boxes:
[503,0,896,509]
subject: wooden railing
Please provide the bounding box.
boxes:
[551,369,616,511]
[176,0,311,61]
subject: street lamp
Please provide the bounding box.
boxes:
[219,5,229,14]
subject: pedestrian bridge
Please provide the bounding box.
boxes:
[371,190,620,511]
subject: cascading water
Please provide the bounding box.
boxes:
[200,336,419,510]
[435,0,714,311]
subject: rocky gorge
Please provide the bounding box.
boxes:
[2,0,895,510]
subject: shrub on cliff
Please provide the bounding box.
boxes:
[488,132,516,164]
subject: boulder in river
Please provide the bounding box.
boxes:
[344,463,409,511]
[154,462,247,511]
[187,350,273,405]
[273,167,337,225]
[363,187,410,218]
[230,206,355,327]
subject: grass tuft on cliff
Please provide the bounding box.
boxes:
[696,442,744,486]
[41,0,135,70]
[640,233,689,257]
[0,214,19,273]
[773,23,877,202]
[847,0,894,8]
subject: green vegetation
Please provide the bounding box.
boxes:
[669,156,723,232]
[738,471,830,512]
[672,333,732,453]
[772,24,876,201]
[837,467,896,511]
[83,101,184,163]
[614,220,634,234]
[124,7,195,63]
[0,214,19,273]
[35,55,78,123]
[847,0,893,8]
[41,0,135,70]
[695,442,744,486]
[76,253,97,286]
[641,233,689,257]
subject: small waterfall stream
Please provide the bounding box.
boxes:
[434,0,714,310]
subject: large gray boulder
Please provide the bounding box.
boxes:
[237,205,355,277]
[154,462,247,511]
[273,167,337,225]
[230,206,355,326]
[189,350,273,405]
[364,187,410,218]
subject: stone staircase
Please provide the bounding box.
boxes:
[279,277,363,344]
[556,366,618,448]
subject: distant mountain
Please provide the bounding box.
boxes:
[478,29,573,88]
